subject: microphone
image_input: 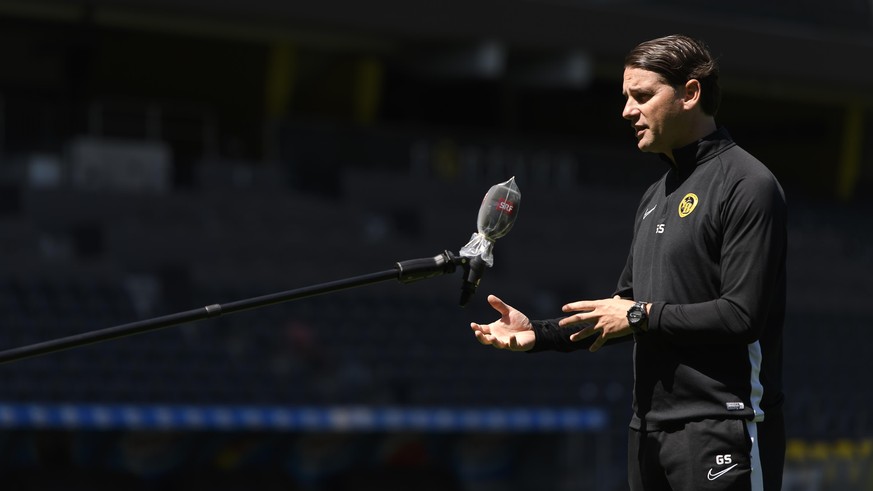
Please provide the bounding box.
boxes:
[458,176,521,306]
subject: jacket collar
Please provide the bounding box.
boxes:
[660,127,735,175]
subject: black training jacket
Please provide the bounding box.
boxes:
[531,127,787,430]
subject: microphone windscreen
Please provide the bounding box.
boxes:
[476,176,520,241]
[459,177,521,266]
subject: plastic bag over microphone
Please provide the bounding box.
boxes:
[459,176,521,266]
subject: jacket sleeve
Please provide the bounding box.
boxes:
[647,170,787,344]
[529,318,634,353]
[528,318,594,352]
[613,188,651,300]
[612,247,635,300]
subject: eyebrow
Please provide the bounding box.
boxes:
[622,84,650,96]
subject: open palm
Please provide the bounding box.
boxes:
[470,295,535,351]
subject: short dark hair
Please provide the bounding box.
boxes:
[625,34,721,116]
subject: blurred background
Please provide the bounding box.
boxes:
[0,0,871,489]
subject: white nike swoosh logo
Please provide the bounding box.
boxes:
[707,463,739,481]
[643,205,657,220]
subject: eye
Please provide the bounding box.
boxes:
[635,91,652,103]
[624,89,651,105]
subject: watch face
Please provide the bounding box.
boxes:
[629,309,642,324]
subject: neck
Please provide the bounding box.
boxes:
[664,116,717,163]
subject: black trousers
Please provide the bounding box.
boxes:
[628,413,785,491]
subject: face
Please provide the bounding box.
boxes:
[621,67,688,158]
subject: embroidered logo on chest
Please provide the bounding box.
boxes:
[678,193,699,218]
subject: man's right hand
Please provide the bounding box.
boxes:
[470,295,535,351]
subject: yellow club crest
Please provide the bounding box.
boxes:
[678,193,699,218]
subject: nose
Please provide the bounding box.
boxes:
[622,99,639,120]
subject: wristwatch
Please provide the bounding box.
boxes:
[627,301,648,333]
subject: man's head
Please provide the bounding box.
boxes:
[625,35,721,116]
[621,35,720,159]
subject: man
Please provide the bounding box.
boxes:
[470,34,787,491]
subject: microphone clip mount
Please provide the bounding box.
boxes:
[394,250,484,307]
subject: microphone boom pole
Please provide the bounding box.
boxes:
[0,250,468,365]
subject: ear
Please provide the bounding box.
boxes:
[682,79,702,110]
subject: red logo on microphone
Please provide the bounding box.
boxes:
[496,199,515,215]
